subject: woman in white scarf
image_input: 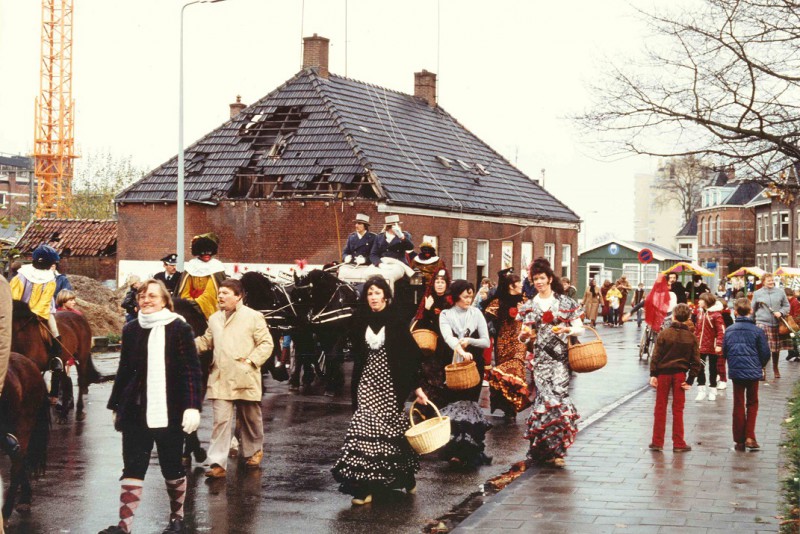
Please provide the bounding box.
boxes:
[101,280,203,534]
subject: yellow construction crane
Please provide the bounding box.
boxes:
[34,0,76,218]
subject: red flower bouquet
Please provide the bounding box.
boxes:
[541,310,554,324]
[509,307,518,319]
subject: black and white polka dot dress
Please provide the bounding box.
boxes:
[332,327,419,496]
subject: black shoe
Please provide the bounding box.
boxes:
[163,517,186,533]
[98,526,126,534]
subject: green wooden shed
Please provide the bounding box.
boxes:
[577,240,691,296]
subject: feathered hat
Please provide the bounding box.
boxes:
[190,233,219,256]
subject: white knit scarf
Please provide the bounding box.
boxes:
[138,309,183,429]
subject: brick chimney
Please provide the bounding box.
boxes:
[414,70,437,107]
[303,34,329,79]
[229,95,246,119]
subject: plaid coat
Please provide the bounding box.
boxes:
[108,318,203,430]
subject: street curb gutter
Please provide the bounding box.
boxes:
[431,384,651,533]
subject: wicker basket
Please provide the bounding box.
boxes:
[405,399,451,454]
[445,351,481,390]
[568,326,607,373]
[410,320,438,356]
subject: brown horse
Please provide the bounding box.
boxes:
[0,353,50,519]
[10,301,97,422]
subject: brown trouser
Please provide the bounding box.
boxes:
[207,399,264,468]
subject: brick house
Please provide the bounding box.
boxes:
[750,182,800,272]
[0,153,35,223]
[114,35,580,285]
[15,219,117,281]
[695,170,762,287]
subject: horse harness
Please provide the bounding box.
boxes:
[309,281,358,325]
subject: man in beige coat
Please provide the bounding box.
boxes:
[196,279,273,478]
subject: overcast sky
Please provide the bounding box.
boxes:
[0,0,657,246]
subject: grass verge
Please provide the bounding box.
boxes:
[782,380,800,533]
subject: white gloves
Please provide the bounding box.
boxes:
[393,224,404,238]
[355,255,366,265]
[344,255,353,264]
[182,408,201,434]
[424,295,434,309]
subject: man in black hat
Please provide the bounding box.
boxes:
[154,253,182,295]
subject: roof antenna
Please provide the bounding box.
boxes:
[300,0,306,68]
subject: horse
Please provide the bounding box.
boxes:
[240,272,294,381]
[10,301,97,422]
[291,269,359,395]
[172,298,211,466]
[0,353,50,519]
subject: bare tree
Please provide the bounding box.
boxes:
[69,151,145,219]
[654,155,714,225]
[576,0,800,201]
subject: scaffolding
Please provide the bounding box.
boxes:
[33,0,76,218]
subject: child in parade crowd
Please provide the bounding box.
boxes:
[723,298,771,450]
[648,303,702,452]
[56,289,82,315]
[693,293,725,401]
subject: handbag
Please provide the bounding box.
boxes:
[780,315,799,336]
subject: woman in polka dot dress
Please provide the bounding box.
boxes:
[332,276,429,505]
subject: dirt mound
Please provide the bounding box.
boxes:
[69,275,125,337]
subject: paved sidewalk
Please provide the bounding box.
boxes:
[455,362,799,533]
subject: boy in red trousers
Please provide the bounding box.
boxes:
[649,303,703,452]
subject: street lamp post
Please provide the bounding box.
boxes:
[177,0,226,271]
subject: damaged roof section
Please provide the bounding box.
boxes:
[116,69,579,222]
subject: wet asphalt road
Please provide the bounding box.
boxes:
[2,324,649,534]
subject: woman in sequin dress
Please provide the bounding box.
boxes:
[332,276,429,505]
[518,258,584,467]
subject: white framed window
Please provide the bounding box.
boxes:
[757,215,763,242]
[772,253,779,273]
[521,242,533,275]
[709,215,716,245]
[476,240,489,268]
[781,211,791,240]
[678,243,693,258]
[643,264,659,288]
[561,244,571,278]
[452,238,467,280]
[14,172,30,184]
[586,263,604,291]
[544,243,555,266]
[0,193,6,209]
[700,217,705,245]
[796,253,800,268]
[773,213,779,240]
[622,264,641,286]
[780,253,789,267]
[716,215,722,244]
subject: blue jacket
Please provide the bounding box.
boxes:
[342,231,376,261]
[369,231,414,266]
[722,316,771,381]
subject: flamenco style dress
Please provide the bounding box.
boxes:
[484,292,530,416]
[517,293,584,462]
[332,308,421,498]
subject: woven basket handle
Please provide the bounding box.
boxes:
[409,398,441,428]
[568,325,601,348]
[410,319,418,332]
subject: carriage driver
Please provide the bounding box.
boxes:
[364,214,415,290]
[177,233,226,320]
[338,214,376,284]
[9,244,64,402]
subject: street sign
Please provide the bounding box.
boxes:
[638,248,654,264]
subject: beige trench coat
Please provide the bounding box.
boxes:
[196,301,273,402]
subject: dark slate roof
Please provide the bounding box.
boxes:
[724,181,763,206]
[676,214,697,237]
[712,170,728,186]
[0,155,32,169]
[16,219,117,257]
[116,69,579,222]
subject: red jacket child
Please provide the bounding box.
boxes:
[695,300,725,354]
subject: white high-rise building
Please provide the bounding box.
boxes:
[633,172,686,250]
